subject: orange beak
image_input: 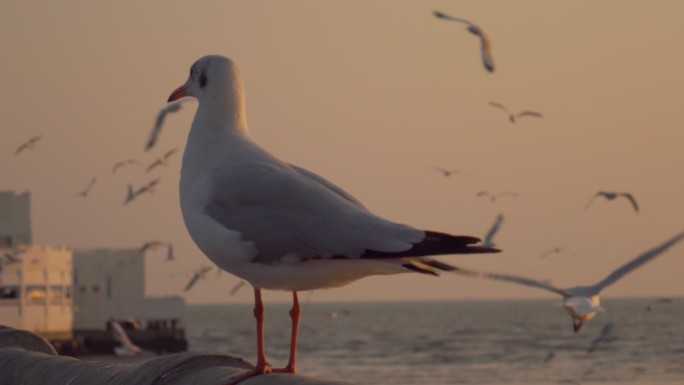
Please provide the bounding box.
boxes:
[168,85,188,102]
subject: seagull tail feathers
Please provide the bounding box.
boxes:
[361,231,500,260]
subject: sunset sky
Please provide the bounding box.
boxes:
[1,1,683,304]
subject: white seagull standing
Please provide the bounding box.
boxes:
[489,102,543,123]
[450,231,684,332]
[434,11,495,73]
[168,55,499,383]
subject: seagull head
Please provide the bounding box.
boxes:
[168,55,244,104]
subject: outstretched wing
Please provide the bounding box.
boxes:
[489,102,511,117]
[450,266,567,296]
[474,28,495,73]
[483,214,504,247]
[433,10,472,25]
[592,231,684,293]
[619,193,639,212]
[584,193,601,210]
[517,111,543,119]
[146,102,184,151]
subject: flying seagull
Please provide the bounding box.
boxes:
[430,166,462,177]
[587,323,618,354]
[146,148,179,173]
[145,101,187,151]
[184,266,214,292]
[489,102,543,123]
[433,10,494,73]
[538,247,570,260]
[112,159,141,174]
[450,231,684,332]
[585,191,639,213]
[476,190,517,202]
[132,241,167,262]
[72,177,97,198]
[124,178,161,205]
[482,214,504,248]
[110,320,142,357]
[15,135,42,156]
[167,55,499,383]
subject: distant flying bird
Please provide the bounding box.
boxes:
[132,241,167,261]
[482,214,504,248]
[585,191,639,213]
[165,243,176,262]
[110,320,142,357]
[72,177,97,198]
[542,351,556,364]
[1,251,21,264]
[451,231,684,332]
[145,101,187,151]
[146,148,179,173]
[634,298,674,324]
[112,159,141,174]
[489,102,543,123]
[587,323,618,354]
[430,166,462,177]
[124,178,161,205]
[433,10,494,73]
[15,135,42,156]
[184,266,214,292]
[476,190,517,202]
[229,280,248,296]
[538,247,567,260]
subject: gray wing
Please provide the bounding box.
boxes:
[15,143,29,155]
[451,266,567,296]
[433,10,472,25]
[288,164,367,209]
[164,148,179,159]
[517,111,543,119]
[619,193,639,212]
[584,193,601,210]
[229,280,248,296]
[146,160,162,173]
[146,103,183,152]
[483,214,504,247]
[473,28,495,73]
[206,162,424,263]
[489,102,509,112]
[84,177,97,193]
[184,273,201,292]
[591,231,684,293]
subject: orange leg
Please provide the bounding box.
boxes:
[273,291,301,374]
[225,288,272,385]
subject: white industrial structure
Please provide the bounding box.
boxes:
[72,248,184,330]
[0,190,187,353]
[0,245,74,340]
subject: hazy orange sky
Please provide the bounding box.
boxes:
[1,1,683,304]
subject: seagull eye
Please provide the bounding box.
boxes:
[199,72,208,88]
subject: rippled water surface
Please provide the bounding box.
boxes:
[185,298,684,384]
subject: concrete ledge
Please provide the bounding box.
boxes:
[0,326,353,385]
